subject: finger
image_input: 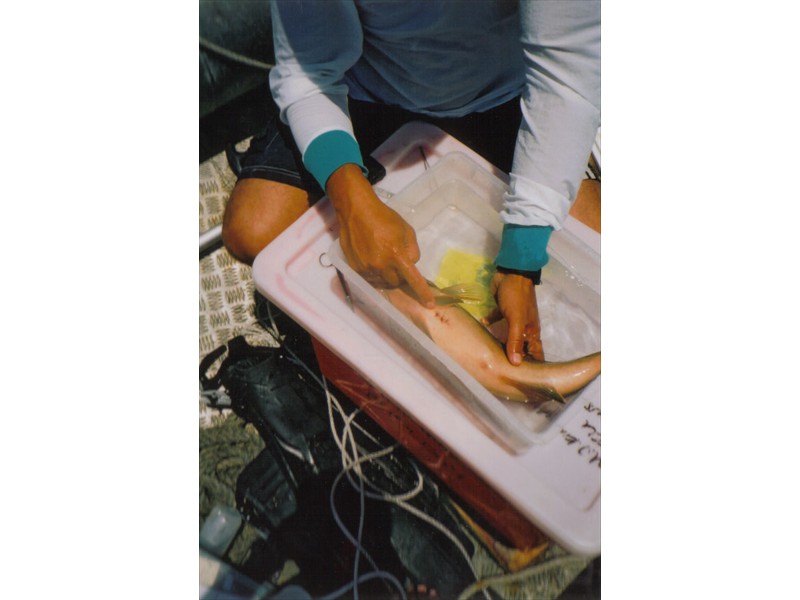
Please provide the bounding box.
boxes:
[397,259,436,308]
[523,286,544,360]
[505,316,525,366]
[404,229,421,263]
[481,305,503,327]
[525,325,545,361]
[378,268,401,288]
[361,268,388,288]
[524,313,544,359]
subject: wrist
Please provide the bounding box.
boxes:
[495,224,553,273]
[495,265,542,285]
[327,163,378,219]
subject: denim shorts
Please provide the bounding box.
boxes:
[228,111,325,201]
[229,96,522,205]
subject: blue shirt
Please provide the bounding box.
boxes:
[269,0,600,272]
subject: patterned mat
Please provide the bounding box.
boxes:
[199,141,278,429]
[199,146,260,345]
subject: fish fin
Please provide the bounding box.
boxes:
[434,295,465,306]
[437,282,486,303]
[426,279,487,304]
[499,375,567,407]
[522,385,568,407]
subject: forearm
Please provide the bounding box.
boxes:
[497,0,600,273]
[269,0,364,172]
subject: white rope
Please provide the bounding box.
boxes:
[200,37,275,71]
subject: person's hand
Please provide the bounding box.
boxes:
[327,163,435,308]
[486,271,544,364]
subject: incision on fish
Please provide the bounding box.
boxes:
[433,310,450,326]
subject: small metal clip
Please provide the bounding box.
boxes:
[335,268,355,311]
[419,146,430,170]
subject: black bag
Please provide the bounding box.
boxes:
[200,331,342,527]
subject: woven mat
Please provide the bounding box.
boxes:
[199,141,278,428]
[199,145,255,352]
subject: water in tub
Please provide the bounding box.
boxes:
[390,166,599,435]
[433,247,601,433]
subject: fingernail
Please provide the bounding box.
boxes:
[511,352,522,365]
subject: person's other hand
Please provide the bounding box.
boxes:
[328,164,435,308]
[486,271,544,364]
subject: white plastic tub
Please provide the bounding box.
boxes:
[252,122,602,554]
[328,152,600,449]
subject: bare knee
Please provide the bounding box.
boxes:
[569,179,600,234]
[222,178,310,264]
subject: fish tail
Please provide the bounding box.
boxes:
[543,351,601,397]
[498,376,567,406]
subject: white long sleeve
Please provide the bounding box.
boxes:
[501,0,601,231]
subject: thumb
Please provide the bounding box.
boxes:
[505,317,525,366]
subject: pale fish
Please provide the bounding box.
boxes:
[381,285,601,405]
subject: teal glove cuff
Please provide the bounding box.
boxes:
[304,130,367,190]
[494,224,553,272]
